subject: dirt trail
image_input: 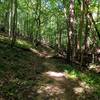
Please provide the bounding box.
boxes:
[29,46,94,100]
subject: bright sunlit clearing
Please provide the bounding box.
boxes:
[45,71,65,78]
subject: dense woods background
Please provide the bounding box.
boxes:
[0,0,100,99]
[0,0,100,65]
[0,0,100,64]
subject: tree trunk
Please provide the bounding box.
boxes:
[8,0,13,38]
[67,0,75,62]
[56,16,62,49]
[11,0,17,47]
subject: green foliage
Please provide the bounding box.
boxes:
[0,0,100,99]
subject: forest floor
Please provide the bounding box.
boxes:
[0,35,100,100]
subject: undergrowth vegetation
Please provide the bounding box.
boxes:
[64,65,100,97]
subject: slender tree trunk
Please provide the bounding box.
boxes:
[84,17,89,50]
[78,0,85,66]
[89,13,100,40]
[97,1,100,22]
[38,0,41,41]
[8,0,13,38]
[84,0,100,40]
[56,16,62,49]
[26,13,29,35]
[34,0,41,44]
[58,30,62,49]
[11,0,17,46]
[63,0,69,49]
[67,0,75,62]
[78,0,85,50]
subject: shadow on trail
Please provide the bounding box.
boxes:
[0,42,98,100]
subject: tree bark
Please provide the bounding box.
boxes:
[67,0,75,62]
[11,0,17,46]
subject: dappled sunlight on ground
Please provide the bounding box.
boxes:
[79,81,93,91]
[89,63,100,73]
[37,84,65,96]
[73,87,84,94]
